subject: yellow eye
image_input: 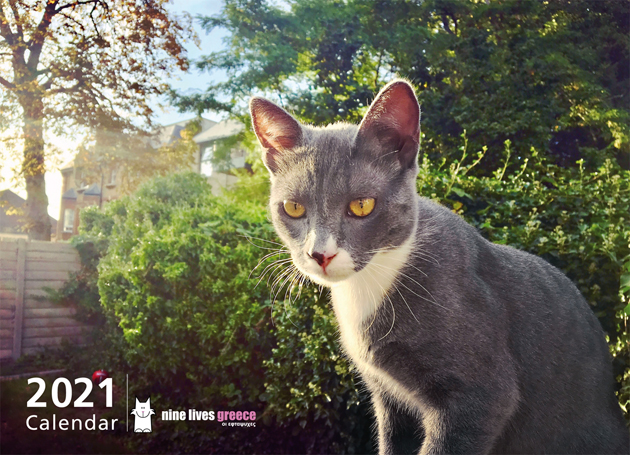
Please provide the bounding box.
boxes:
[348,198,376,217]
[283,200,306,218]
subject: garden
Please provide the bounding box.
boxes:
[1,1,628,453]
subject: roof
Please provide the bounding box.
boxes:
[62,188,77,199]
[59,117,218,170]
[83,183,101,196]
[193,119,244,144]
[61,160,75,171]
[152,117,217,149]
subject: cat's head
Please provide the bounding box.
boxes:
[135,397,151,411]
[251,80,420,287]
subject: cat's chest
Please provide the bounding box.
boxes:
[330,280,382,367]
[329,243,413,370]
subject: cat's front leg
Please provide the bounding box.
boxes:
[417,396,516,455]
[372,391,396,455]
[371,388,425,455]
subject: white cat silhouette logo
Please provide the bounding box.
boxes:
[130,397,155,432]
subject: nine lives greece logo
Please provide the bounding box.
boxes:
[23,371,257,433]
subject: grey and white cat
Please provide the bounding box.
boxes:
[250,80,629,454]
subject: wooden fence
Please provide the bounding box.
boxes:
[0,236,88,360]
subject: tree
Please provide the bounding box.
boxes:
[178,0,629,172]
[0,0,195,240]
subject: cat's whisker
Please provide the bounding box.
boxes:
[273,267,299,304]
[254,258,294,288]
[266,264,297,329]
[295,273,309,303]
[364,250,430,278]
[258,257,293,279]
[391,280,421,323]
[239,234,286,249]
[264,265,293,304]
[369,262,448,311]
[269,265,295,298]
[274,268,301,329]
[377,291,397,342]
[284,269,300,303]
[366,245,440,267]
[363,267,383,334]
[249,249,291,279]
[369,149,399,165]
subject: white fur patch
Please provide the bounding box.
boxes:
[329,230,430,418]
[330,231,416,364]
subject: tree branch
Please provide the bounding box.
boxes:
[26,0,58,72]
[0,3,15,46]
[55,0,104,15]
[7,0,23,39]
[0,74,15,89]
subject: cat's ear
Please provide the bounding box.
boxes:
[135,397,140,406]
[250,97,303,174]
[357,80,420,169]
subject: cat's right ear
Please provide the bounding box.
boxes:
[250,98,303,174]
[356,80,420,170]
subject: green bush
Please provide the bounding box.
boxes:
[418,139,629,419]
[74,172,368,453]
[60,150,628,453]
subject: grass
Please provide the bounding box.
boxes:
[1,372,131,454]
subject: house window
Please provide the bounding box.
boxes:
[109,168,117,185]
[201,161,213,177]
[63,209,74,233]
[75,169,85,188]
[201,145,214,177]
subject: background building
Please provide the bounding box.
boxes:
[56,117,247,239]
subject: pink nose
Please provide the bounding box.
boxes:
[309,251,336,269]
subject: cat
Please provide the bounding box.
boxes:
[130,397,155,433]
[250,79,630,454]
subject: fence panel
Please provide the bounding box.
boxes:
[0,236,88,359]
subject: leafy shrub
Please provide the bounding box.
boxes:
[60,147,628,454]
[418,138,630,419]
[74,172,367,453]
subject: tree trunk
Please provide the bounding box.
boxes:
[21,95,50,241]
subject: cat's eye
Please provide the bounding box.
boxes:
[283,200,306,218]
[348,198,376,217]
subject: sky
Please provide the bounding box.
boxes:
[0,0,229,220]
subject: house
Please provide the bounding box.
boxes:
[57,117,247,238]
[0,189,57,237]
[155,117,217,172]
[56,160,114,241]
[193,119,247,195]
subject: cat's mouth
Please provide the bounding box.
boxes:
[297,248,356,286]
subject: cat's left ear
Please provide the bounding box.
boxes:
[356,80,420,169]
[250,97,303,174]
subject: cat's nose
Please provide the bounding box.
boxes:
[309,251,337,268]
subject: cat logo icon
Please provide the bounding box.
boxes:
[130,397,155,432]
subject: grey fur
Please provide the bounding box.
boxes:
[252,80,630,454]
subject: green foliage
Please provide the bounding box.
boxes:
[418,137,630,420]
[181,0,629,170]
[70,172,367,453]
[264,287,374,454]
[59,151,628,454]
